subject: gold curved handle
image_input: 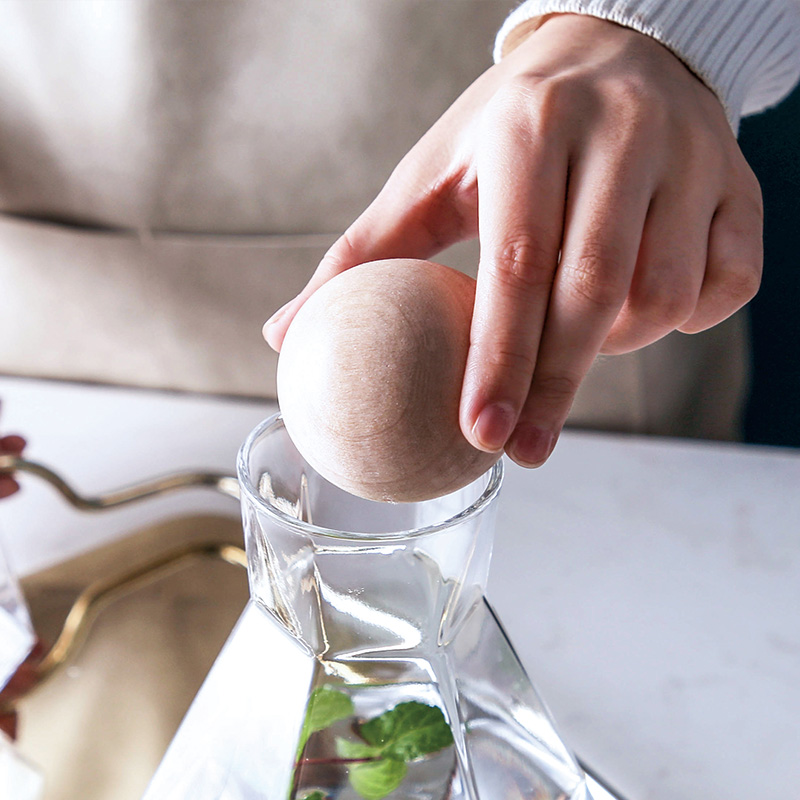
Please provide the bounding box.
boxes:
[0,539,248,714]
[36,539,248,684]
[0,455,240,506]
[0,453,244,709]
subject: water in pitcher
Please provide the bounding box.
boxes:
[282,546,574,800]
[144,416,591,800]
[291,675,570,800]
[291,680,458,800]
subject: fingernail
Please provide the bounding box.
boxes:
[471,402,517,452]
[264,299,294,330]
[507,423,556,468]
[0,476,20,499]
[263,299,297,350]
[0,435,25,453]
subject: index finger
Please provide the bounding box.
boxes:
[263,137,474,352]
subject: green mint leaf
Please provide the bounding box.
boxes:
[335,737,380,760]
[349,758,407,800]
[359,701,454,761]
[300,793,327,800]
[296,685,354,759]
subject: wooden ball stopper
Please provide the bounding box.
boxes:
[277,259,501,502]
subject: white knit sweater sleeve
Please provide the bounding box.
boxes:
[494,0,800,130]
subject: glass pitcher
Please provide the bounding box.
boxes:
[144,414,593,800]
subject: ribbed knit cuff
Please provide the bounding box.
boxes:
[494,0,800,131]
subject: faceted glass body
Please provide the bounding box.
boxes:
[145,415,593,800]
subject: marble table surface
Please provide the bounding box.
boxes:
[1,375,798,800]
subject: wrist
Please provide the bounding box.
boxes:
[494,0,800,131]
[495,13,723,125]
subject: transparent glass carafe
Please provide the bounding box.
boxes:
[144,414,593,800]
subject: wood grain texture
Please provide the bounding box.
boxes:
[277,259,500,502]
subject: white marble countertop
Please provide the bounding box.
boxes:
[1,375,798,800]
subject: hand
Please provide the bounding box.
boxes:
[0,434,25,499]
[264,14,762,468]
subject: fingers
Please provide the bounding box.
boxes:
[1,435,26,454]
[679,191,763,334]
[0,477,19,499]
[601,185,714,355]
[0,434,25,498]
[264,142,476,352]
[501,144,652,466]
[263,60,513,352]
[460,92,567,452]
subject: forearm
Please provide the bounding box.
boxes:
[495,0,800,130]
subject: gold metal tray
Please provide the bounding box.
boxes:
[0,457,248,800]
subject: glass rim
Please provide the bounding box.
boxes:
[236,413,503,541]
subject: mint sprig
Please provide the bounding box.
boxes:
[296,685,355,759]
[349,758,407,800]
[294,691,454,800]
[358,701,454,762]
